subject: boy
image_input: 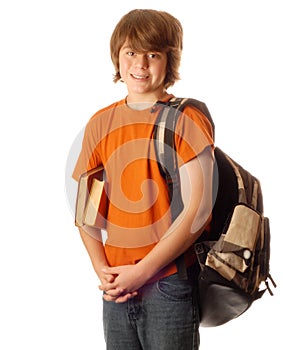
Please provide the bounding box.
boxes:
[73,9,214,350]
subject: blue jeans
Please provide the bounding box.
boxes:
[103,271,200,350]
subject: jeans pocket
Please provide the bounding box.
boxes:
[157,273,193,301]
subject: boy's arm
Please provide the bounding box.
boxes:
[79,226,138,300]
[101,147,213,302]
[79,226,113,285]
[137,146,213,277]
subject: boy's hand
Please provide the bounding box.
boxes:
[100,270,115,286]
[99,265,144,303]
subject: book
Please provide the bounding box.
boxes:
[75,165,108,228]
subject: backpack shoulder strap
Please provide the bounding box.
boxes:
[154,97,215,178]
[169,97,215,139]
[153,97,215,280]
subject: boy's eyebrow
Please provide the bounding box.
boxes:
[121,45,161,53]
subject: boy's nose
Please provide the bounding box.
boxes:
[134,54,148,69]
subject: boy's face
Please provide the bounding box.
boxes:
[119,41,167,101]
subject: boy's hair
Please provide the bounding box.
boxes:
[110,9,183,89]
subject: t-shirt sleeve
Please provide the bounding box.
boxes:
[174,105,214,166]
[72,120,102,181]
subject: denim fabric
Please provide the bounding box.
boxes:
[103,272,200,350]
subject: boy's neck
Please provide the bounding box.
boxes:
[126,91,171,110]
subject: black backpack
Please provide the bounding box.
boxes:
[153,97,276,327]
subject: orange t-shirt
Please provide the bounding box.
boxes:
[73,95,214,279]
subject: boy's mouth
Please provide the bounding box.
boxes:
[131,74,149,80]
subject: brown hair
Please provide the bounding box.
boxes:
[110,9,183,89]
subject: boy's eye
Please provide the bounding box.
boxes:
[125,51,160,59]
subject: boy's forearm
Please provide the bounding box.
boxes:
[79,226,109,281]
[135,214,208,282]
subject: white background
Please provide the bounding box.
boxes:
[0,0,282,349]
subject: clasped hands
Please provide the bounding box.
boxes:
[99,264,145,303]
